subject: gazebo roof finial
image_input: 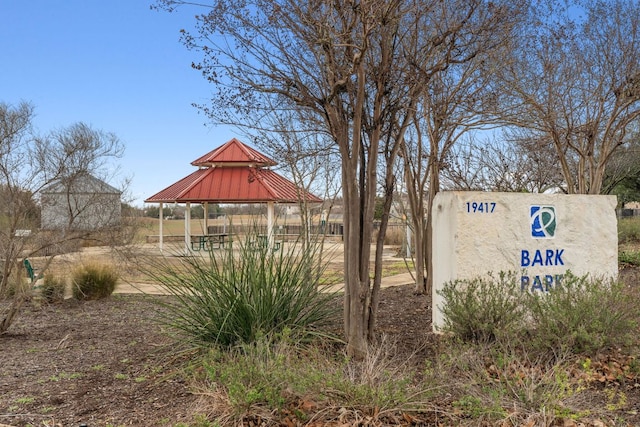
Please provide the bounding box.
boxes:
[191,138,277,167]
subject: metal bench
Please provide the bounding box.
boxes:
[248,235,281,252]
[23,259,42,282]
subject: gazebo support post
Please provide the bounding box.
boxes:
[267,201,275,249]
[204,202,209,235]
[185,202,191,254]
[159,202,164,252]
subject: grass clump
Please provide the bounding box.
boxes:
[71,262,118,300]
[40,274,66,303]
[619,250,640,266]
[618,216,640,244]
[146,232,340,349]
[199,333,430,424]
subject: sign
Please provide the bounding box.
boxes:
[431,192,618,332]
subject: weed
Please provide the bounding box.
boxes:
[191,414,215,427]
[114,373,128,380]
[49,372,83,382]
[628,358,640,375]
[453,395,485,418]
[171,414,216,427]
[619,250,640,266]
[605,389,628,411]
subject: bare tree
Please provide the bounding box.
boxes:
[495,0,640,194]
[400,0,523,294]
[0,102,125,333]
[156,0,520,357]
[601,127,640,206]
[0,102,40,310]
[157,0,408,357]
[248,105,342,245]
[442,132,565,193]
[438,137,485,191]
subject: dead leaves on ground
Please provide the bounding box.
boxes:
[576,352,640,387]
[269,398,432,427]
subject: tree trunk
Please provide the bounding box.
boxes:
[413,217,426,293]
[340,60,372,358]
[0,294,28,334]
[368,167,396,341]
[402,131,428,295]
[425,169,440,298]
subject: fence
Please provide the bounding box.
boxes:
[206,222,345,239]
[618,209,640,218]
[145,221,409,245]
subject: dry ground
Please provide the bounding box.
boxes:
[0,285,430,426]
[1,244,640,426]
[0,243,427,426]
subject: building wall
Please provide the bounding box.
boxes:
[41,192,121,231]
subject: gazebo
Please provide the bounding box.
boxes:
[145,138,322,251]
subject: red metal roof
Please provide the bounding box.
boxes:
[191,138,277,167]
[145,166,322,204]
[146,139,321,204]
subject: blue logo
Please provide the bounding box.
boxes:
[530,206,556,238]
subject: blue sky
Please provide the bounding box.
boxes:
[1,1,237,206]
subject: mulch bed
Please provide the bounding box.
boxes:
[0,285,431,426]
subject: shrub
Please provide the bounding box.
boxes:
[71,262,118,300]
[146,232,340,349]
[440,271,636,356]
[40,274,66,303]
[524,273,637,355]
[619,250,640,266]
[437,272,525,342]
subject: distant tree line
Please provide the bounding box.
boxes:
[143,204,225,219]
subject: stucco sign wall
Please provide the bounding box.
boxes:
[431,191,618,332]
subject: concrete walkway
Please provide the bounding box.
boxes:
[114,272,416,295]
[110,241,416,295]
